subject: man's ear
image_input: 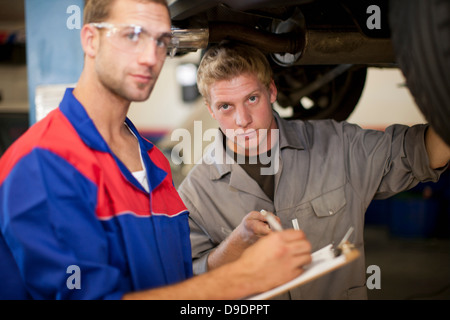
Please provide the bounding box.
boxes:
[80,24,99,58]
[269,79,278,104]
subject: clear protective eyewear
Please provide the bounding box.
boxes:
[90,22,178,58]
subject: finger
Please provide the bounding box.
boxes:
[255,221,273,236]
[287,242,312,268]
[245,211,272,230]
[278,231,312,258]
[294,254,313,272]
[246,218,272,236]
[246,211,268,222]
[290,239,312,256]
[278,229,307,242]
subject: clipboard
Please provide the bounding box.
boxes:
[247,240,360,300]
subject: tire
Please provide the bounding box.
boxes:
[389,0,450,145]
[272,64,367,122]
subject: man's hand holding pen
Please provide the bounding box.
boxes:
[233,210,281,246]
[206,209,312,277]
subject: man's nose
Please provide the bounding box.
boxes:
[137,39,159,66]
[235,106,252,127]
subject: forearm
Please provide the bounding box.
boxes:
[425,126,450,169]
[207,211,273,270]
[123,230,312,300]
[122,260,255,300]
[207,233,249,270]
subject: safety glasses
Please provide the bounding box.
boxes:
[91,22,176,58]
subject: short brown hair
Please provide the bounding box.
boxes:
[83,0,169,24]
[197,41,273,103]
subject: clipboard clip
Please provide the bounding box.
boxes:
[333,226,355,257]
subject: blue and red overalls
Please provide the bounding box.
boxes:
[0,89,193,299]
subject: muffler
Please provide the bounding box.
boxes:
[170,23,394,65]
[170,22,304,56]
[170,28,209,56]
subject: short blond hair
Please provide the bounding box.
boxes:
[197,42,273,103]
[84,0,168,24]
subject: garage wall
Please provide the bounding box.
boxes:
[0,65,28,113]
[347,67,426,129]
[24,0,84,124]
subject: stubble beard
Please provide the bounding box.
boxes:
[99,70,156,103]
[229,129,271,157]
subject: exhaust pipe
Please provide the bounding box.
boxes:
[170,28,209,55]
[170,22,303,56]
[170,23,394,65]
[207,22,304,54]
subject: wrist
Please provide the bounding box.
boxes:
[207,230,250,270]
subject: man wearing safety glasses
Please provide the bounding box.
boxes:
[0,0,312,299]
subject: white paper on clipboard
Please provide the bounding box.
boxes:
[247,244,360,300]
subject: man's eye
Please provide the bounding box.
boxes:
[156,36,171,48]
[125,31,140,42]
[249,96,258,103]
[219,104,230,110]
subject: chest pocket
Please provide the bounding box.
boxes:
[295,185,348,250]
[311,186,347,218]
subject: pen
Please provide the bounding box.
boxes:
[333,226,355,257]
[260,210,283,231]
[292,218,300,231]
[339,226,354,245]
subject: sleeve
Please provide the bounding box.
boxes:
[343,123,446,202]
[0,148,125,299]
[177,181,215,275]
